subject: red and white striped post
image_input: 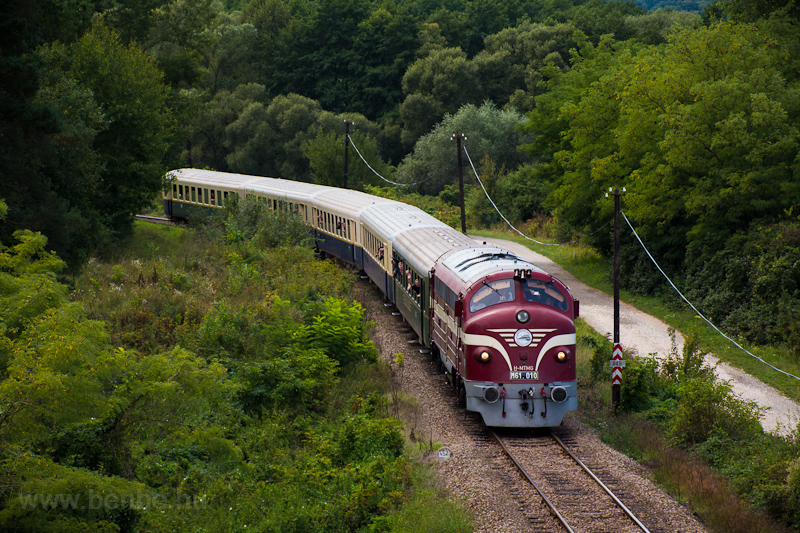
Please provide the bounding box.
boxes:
[611,343,625,409]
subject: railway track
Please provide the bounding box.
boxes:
[489,427,669,533]
[134,214,175,225]
[390,308,653,531]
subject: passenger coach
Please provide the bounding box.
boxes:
[163,168,579,427]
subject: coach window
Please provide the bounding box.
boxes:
[178,185,183,200]
[406,269,421,303]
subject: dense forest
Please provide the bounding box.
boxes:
[2,0,798,353]
[1,0,800,530]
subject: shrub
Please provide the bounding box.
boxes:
[294,298,378,368]
[668,375,763,446]
[235,346,338,414]
[0,453,145,533]
[619,356,662,412]
[335,414,405,464]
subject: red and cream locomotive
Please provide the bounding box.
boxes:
[163,168,579,427]
[432,247,577,426]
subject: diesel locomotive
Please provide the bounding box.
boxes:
[163,168,579,427]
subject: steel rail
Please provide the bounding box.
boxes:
[550,432,651,533]
[134,215,175,225]
[488,428,575,533]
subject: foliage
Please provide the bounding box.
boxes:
[475,22,578,112]
[633,0,709,12]
[304,130,393,190]
[0,453,146,533]
[547,22,800,261]
[396,101,532,196]
[682,220,800,352]
[235,345,339,414]
[293,298,378,368]
[69,22,174,235]
[1,204,464,532]
[668,375,763,445]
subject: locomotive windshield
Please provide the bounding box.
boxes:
[522,279,568,311]
[469,279,515,312]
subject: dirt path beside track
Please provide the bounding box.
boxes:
[477,236,800,436]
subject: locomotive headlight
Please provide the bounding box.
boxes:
[516,310,530,324]
[473,349,492,363]
[555,350,569,363]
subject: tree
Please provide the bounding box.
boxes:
[0,0,103,270]
[623,8,700,45]
[399,47,481,147]
[304,131,391,190]
[396,101,532,195]
[351,7,421,120]
[148,0,221,88]
[473,22,577,112]
[714,0,800,22]
[198,17,260,94]
[543,21,799,266]
[69,22,174,235]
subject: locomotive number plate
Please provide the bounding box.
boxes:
[510,371,538,380]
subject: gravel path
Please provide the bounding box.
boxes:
[479,237,800,436]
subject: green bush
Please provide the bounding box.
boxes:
[335,414,405,464]
[0,454,145,533]
[668,375,763,446]
[585,332,612,384]
[236,346,339,414]
[193,196,313,249]
[294,298,378,368]
[619,356,662,412]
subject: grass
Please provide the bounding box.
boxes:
[474,227,800,408]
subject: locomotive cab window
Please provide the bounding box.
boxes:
[522,279,568,311]
[470,279,515,312]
